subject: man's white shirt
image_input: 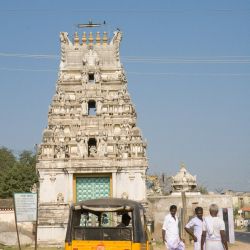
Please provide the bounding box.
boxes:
[162,213,180,242]
[202,216,225,241]
[185,216,203,250]
[185,216,203,241]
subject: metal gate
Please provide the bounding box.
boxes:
[76,176,110,202]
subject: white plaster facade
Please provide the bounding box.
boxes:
[36,30,148,245]
[0,209,33,238]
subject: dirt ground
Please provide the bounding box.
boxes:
[153,241,250,250]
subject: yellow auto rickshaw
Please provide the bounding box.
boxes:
[65,198,152,250]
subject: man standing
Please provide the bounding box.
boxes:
[184,207,204,250]
[201,204,228,250]
[162,205,185,250]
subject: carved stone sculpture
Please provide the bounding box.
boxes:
[81,71,88,84]
[82,46,100,68]
[77,138,87,158]
[80,99,87,115]
[89,145,97,157]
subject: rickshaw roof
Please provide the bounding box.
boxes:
[71,198,144,210]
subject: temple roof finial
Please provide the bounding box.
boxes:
[89,32,93,45]
[74,32,79,45]
[103,32,108,45]
[96,32,101,45]
[180,162,186,169]
[82,32,87,45]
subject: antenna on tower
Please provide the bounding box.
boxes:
[77,20,106,28]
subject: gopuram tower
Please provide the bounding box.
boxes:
[36,28,148,244]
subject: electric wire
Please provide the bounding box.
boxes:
[0,9,249,14]
[0,67,249,78]
[0,52,249,76]
[0,52,250,64]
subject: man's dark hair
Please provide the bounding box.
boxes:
[195,206,203,213]
[170,205,177,211]
[122,213,131,221]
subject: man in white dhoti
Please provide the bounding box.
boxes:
[162,205,185,250]
[185,207,204,250]
[201,204,228,250]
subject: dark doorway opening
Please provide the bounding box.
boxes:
[88,138,97,157]
[88,100,96,115]
[88,73,95,83]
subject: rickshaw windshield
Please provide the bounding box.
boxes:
[72,209,133,241]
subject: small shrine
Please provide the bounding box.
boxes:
[171,163,198,194]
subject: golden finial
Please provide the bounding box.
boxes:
[102,31,108,45]
[89,32,93,45]
[74,32,79,45]
[82,32,87,45]
[96,32,101,45]
[180,162,186,169]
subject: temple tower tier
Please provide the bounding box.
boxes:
[36,29,148,245]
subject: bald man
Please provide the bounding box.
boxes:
[201,204,228,250]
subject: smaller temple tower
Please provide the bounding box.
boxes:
[171,163,199,194]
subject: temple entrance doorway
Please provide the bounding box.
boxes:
[74,175,111,202]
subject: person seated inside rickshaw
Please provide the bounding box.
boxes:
[117,213,131,227]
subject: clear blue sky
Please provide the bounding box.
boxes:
[0,0,249,191]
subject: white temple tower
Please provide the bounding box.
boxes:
[171,163,199,194]
[36,29,148,244]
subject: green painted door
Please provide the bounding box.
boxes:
[76,176,110,202]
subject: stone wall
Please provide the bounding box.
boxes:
[0,209,34,245]
[0,210,14,224]
[147,194,235,243]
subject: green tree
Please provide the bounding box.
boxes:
[0,148,38,198]
[0,147,16,171]
[196,184,208,194]
[19,150,36,169]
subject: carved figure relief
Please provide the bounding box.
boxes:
[94,71,101,83]
[49,174,56,182]
[98,138,107,157]
[82,47,100,69]
[119,69,127,83]
[60,32,67,68]
[43,145,54,157]
[111,31,122,62]
[81,71,88,84]
[54,145,65,159]
[57,193,64,203]
[89,145,97,157]
[60,32,70,45]
[77,138,87,158]
[80,99,87,115]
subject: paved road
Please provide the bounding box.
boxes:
[235,231,250,244]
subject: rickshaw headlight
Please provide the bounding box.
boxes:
[96,245,105,250]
